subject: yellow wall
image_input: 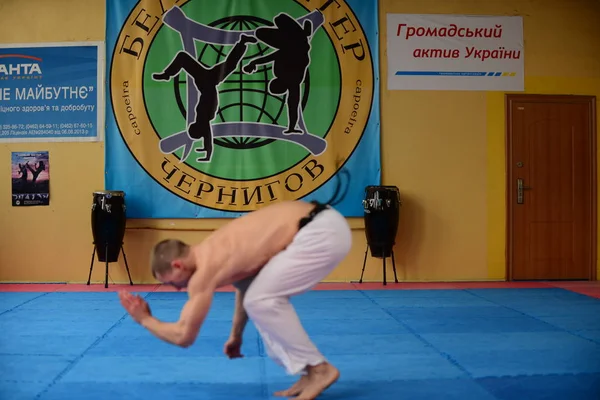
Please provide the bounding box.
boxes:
[0,0,598,284]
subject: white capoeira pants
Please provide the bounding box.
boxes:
[242,206,352,375]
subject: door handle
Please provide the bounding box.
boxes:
[517,178,532,204]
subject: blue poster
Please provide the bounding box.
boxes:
[105,0,380,218]
[0,43,103,142]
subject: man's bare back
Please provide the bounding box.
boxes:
[189,200,315,288]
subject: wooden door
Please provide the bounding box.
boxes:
[507,94,597,281]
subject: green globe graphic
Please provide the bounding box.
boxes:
[144,1,341,181]
[173,16,311,151]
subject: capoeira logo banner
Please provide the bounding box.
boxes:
[105,0,380,218]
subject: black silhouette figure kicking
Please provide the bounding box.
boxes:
[153,34,258,161]
[243,14,313,135]
[18,163,28,187]
[26,161,45,186]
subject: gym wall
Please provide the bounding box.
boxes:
[0,0,598,283]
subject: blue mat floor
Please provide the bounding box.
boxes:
[1,288,600,399]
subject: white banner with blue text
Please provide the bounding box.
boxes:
[387,14,524,91]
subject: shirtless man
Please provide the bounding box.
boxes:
[118,200,352,399]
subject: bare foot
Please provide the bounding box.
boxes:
[292,362,340,400]
[274,375,310,397]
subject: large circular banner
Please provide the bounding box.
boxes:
[106,0,380,217]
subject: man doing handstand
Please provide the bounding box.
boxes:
[118,200,352,399]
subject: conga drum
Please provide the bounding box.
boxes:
[362,186,401,258]
[91,190,126,263]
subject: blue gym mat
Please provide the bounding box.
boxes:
[1,288,599,399]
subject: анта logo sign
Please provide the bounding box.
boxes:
[110,0,374,212]
[0,54,43,80]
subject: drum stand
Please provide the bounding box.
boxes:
[359,243,399,285]
[86,243,133,288]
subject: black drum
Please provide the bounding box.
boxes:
[362,186,401,258]
[91,190,126,263]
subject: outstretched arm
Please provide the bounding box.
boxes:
[243,52,277,74]
[230,287,249,338]
[119,290,213,347]
[229,275,255,338]
[248,53,276,67]
[223,277,255,359]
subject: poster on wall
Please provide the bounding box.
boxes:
[0,42,104,142]
[11,151,50,206]
[387,14,524,91]
[104,0,381,219]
